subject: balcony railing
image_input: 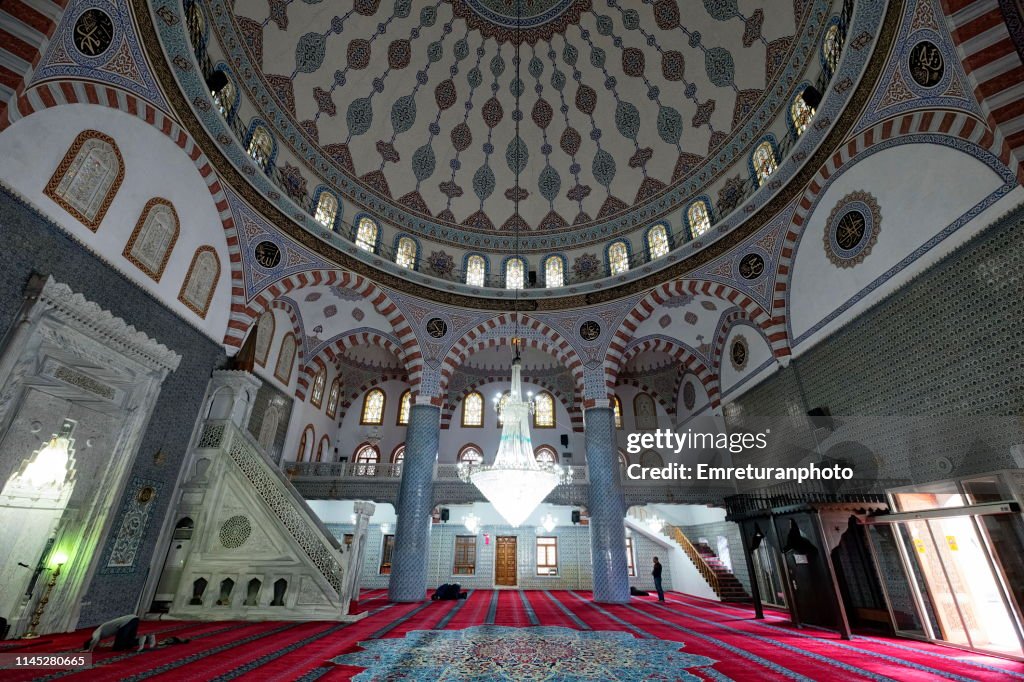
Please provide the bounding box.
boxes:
[184,0,855,291]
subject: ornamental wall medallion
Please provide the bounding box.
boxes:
[254,241,282,268]
[683,381,696,410]
[220,515,253,549]
[908,40,944,88]
[73,9,115,57]
[427,250,455,276]
[573,253,600,278]
[426,318,448,338]
[737,252,766,280]
[579,320,601,341]
[730,335,748,371]
[824,190,882,268]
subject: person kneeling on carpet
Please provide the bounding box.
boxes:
[82,614,156,652]
[431,583,468,600]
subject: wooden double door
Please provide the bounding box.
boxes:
[495,536,517,586]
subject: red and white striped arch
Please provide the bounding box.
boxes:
[615,336,720,409]
[0,0,67,125]
[436,314,585,405]
[295,330,404,401]
[337,372,409,422]
[440,375,584,432]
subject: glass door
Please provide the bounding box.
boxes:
[752,545,786,608]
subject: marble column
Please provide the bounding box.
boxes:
[388,402,439,602]
[584,402,630,603]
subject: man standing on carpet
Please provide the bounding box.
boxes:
[652,557,665,602]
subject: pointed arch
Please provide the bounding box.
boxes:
[616,335,721,408]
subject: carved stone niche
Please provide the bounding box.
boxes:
[0,275,180,637]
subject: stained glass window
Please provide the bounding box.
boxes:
[296,426,312,462]
[497,392,511,426]
[247,126,273,171]
[612,395,623,429]
[212,78,234,118]
[466,255,486,286]
[326,378,341,418]
[535,446,557,464]
[505,257,525,289]
[396,237,417,269]
[647,224,670,260]
[354,444,379,476]
[533,392,555,428]
[752,141,777,187]
[310,365,326,408]
[791,90,815,136]
[314,191,338,228]
[360,388,385,425]
[458,446,483,464]
[462,391,483,427]
[356,217,378,253]
[688,200,711,238]
[397,390,411,425]
[608,241,629,275]
[634,393,658,430]
[823,24,841,75]
[544,256,564,288]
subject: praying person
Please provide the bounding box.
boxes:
[82,614,155,652]
[652,557,665,602]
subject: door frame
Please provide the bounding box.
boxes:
[493,535,517,588]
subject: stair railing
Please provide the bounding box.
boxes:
[666,524,720,596]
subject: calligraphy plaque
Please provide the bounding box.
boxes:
[253,241,282,268]
[909,41,944,88]
[730,337,748,371]
[835,210,867,250]
[73,9,114,57]
[579,320,601,341]
[738,253,765,280]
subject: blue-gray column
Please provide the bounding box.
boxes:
[585,404,630,603]
[388,402,439,602]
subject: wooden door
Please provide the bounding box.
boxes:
[495,536,517,586]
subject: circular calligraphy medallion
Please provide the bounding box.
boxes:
[254,241,282,268]
[73,9,114,57]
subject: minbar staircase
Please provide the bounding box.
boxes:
[667,526,750,603]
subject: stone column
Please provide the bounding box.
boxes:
[584,402,630,603]
[388,401,439,602]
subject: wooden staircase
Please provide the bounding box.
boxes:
[666,526,750,603]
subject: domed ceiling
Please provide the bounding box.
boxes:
[225,0,818,242]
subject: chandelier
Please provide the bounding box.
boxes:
[458,355,571,527]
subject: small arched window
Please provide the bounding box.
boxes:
[316,435,330,462]
[533,392,555,428]
[395,236,418,269]
[397,389,412,425]
[647,224,670,260]
[634,393,658,430]
[274,332,297,385]
[296,425,314,462]
[687,200,712,238]
[462,391,484,427]
[391,445,405,463]
[535,446,557,464]
[353,443,380,475]
[505,257,525,289]
[466,255,487,287]
[544,255,564,288]
[497,392,512,426]
[790,88,815,136]
[326,377,342,418]
[608,241,630,275]
[752,140,777,187]
[314,191,339,228]
[310,364,327,408]
[247,125,274,172]
[360,388,386,425]
[618,450,628,470]
[612,395,623,429]
[458,445,484,465]
[355,216,378,253]
[823,23,841,75]
[211,73,235,119]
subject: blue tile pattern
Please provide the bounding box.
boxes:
[584,406,630,603]
[388,403,440,601]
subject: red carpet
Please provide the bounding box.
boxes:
[1,591,1021,680]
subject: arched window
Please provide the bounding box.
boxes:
[458,445,483,465]
[178,246,220,318]
[397,389,412,425]
[646,224,670,260]
[274,332,297,384]
[535,445,557,464]
[355,216,378,253]
[497,392,511,426]
[466,254,487,286]
[687,199,712,238]
[45,130,124,231]
[823,22,841,76]
[326,377,342,418]
[505,257,525,289]
[544,255,564,288]
[395,236,418,269]
[533,391,555,428]
[247,125,274,172]
[790,88,815,136]
[608,240,630,275]
[612,395,623,429]
[124,198,179,282]
[212,77,235,119]
[392,445,405,475]
[751,140,777,187]
[316,435,330,462]
[296,425,314,462]
[353,443,380,475]
[254,310,275,367]
[360,388,386,425]
[314,190,339,228]
[634,393,658,430]
[618,450,628,470]
[310,364,327,408]
[462,391,484,427]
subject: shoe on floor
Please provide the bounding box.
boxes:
[147,634,157,649]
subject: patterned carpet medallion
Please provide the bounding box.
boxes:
[333,625,717,681]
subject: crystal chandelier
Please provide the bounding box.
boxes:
[458,354,572,527]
